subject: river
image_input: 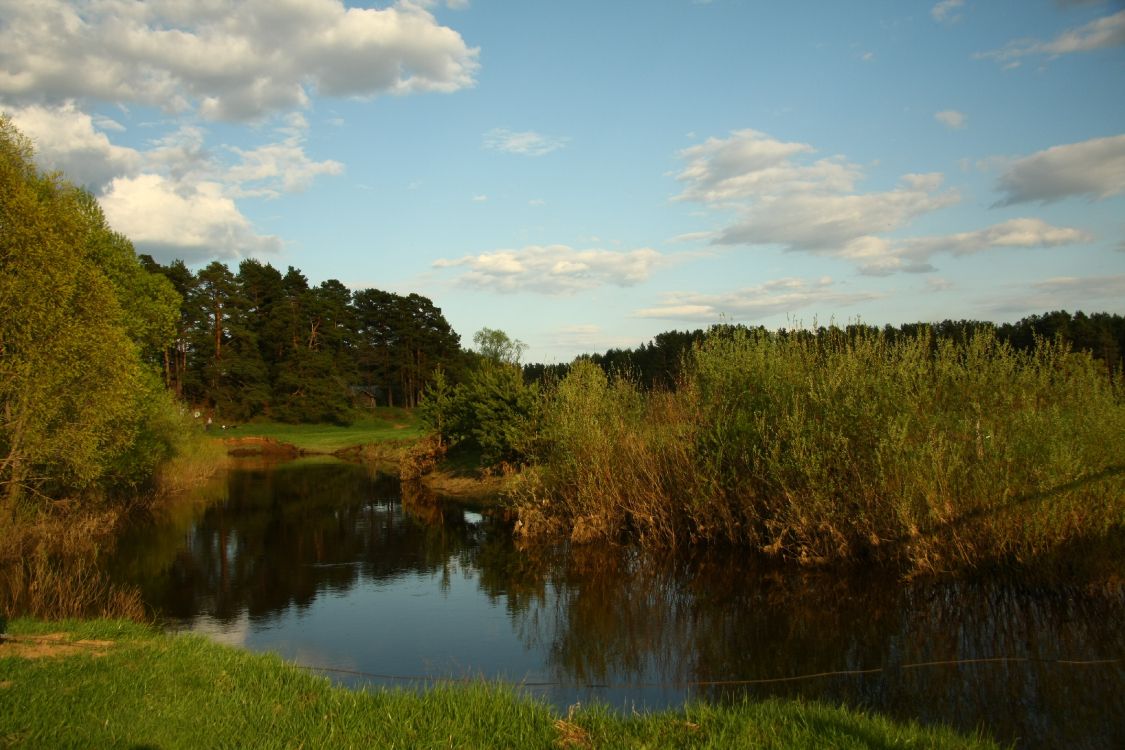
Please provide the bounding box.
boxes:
[107,456,1125,748]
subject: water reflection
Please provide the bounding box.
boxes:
[110,458,1125,748]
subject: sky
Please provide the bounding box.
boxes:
[2,0,1124,362]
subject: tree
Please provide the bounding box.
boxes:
[474,327,527,366]
[0,116,183,507]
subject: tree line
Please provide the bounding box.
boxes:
[524,312,1125,390]
[139,257,464,425]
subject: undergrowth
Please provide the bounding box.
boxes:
[511,327,1125,573]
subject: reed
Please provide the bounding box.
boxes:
[511,327,1125,572]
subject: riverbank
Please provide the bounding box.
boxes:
[0,618,999,749]
[222,415,512,503]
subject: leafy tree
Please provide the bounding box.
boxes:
[474,326,527,365]
[421,329,541,468]
[0,116,183,507]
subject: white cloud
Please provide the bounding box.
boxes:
[675,129,860,204]
[0,0,479,121]
[978,9,1125,64]
[472,194,488,202]
[675,129,962,270]
[904,218,1091,256]
[6,101,141,188]
[483,128,569,157]
[100,173,281,263]
[991,274,1125,313]
[634,277,881,322]
[5,99,344,258]
[225,139,344,198]
[931,0,965,24]
[837,218,1091,276]
[433,245,665,294]
[995,134,1125,204]
[935,110,967,130]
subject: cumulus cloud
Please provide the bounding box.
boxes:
[995,134,1125,204]
[674,130,960,270]
[6,101,141,188]
[5,100,339,260]
[931,0,965,24]
[633,277,881,322]
[100,173,282,263]
[483,128,569,156]
[977,9,1125,65]
[433,245,665,294]
[0,0,479,121]
[935,110,967,129]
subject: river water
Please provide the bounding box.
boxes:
[108,457,1125,748]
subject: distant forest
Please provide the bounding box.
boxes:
[143,251,1124,425]
[524,311,1125,389]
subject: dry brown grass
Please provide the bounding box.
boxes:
[0,503,146,620]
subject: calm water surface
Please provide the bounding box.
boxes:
[109,457,1125,748]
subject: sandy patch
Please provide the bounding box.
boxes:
[0,634,114,659]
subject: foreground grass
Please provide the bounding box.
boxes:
[231,408,423,453]
[0,620,999,749]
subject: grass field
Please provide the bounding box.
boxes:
[228,408,423,453]
[0,619,998,749]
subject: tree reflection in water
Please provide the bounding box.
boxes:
[110,458,1125,749]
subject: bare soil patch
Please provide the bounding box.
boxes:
[0,633,114,659]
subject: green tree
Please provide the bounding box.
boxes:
[473,326,527,365]
[0,116,183,507]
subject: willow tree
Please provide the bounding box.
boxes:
[0,116,181,511]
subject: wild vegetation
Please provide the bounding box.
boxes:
[0,116,214,618]
[0,619,1001,749]
[424,326,1125,573]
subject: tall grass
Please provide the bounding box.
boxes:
[511,327,1125,572]
[0,504,145,620]
[0,429,225,620]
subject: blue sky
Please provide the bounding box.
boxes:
[3,0,1123,361]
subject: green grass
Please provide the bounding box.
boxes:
[0,619,1000,749]
[230,408,423,453]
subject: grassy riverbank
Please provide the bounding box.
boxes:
[229,408,423,453]
[0,619,999,749]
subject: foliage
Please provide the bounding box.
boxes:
[474,325,528,365]
[512,325,1125,572]
[140,261,463,422]
[421,331,542,469]
[0,116,184,507]
[1,619,1000,749]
